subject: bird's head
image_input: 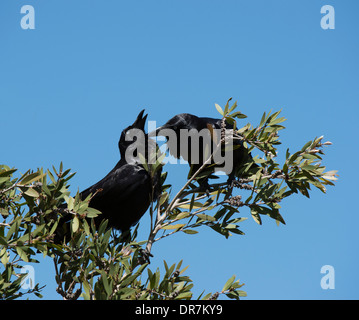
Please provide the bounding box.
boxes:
[118,109,148,157]
[152,113,197,137]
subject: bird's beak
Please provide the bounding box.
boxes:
[133,109,148,130]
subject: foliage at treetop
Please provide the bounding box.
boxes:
[0,99,337,299]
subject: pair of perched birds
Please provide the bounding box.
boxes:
[55,110,257,243]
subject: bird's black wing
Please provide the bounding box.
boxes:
[81,163,153,230]
[54,163,153,243]
[81,164,150,206]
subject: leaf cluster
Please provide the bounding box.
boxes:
[144,100,337,254]
[0,98,337,300]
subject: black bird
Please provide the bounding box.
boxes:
[153,113,257,188]
[55,110,162,243]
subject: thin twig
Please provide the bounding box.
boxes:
[145,140,223,255]
[0,182,19,195]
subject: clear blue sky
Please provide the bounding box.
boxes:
[1,0,358,299]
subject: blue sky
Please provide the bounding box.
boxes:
[1,0,358,299]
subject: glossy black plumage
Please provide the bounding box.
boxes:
[55,110,161,243]
[155,113,257,187]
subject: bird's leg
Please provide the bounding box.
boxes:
[197,178,213,197]
[118,229,132,244]
[138,248,154,265]
[227,175,240,189]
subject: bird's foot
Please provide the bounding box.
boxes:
[197,185,212,196]
[227,176,240,189]
[138,248,153,265]
[118,230,132,244]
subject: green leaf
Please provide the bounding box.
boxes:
[189,193,196,212]
[118,287,136,299]
[6,218,21,241]
[31,224,45,238]
[175,212,190,220]
[82,280,92,300]
[175,292,192,300]
[1,248,9,265]
[250,207,262,225]
[201,292,213,300]
[182,229,198,235]
[251,205,286,225]
[224,99,230,114]
[301,165,318,172]
[0,236,8,246]
[231,111,247,119]
[66,196,74,211]
[288,151,302,165]
[224,223,239,230]
[196,214,216,222]
[178,202,203,210]
[0,168,17,178]
[228,100,237,113]
[153,152,166,172]
[0,177,11,185]
[161,224,186,230]
[322,170,338,181]
[72,216,79,233]
[20,172,45,185]
[148,269,156,290]
[236,290,247,297]
[226,290,247,299]
[301,140,312,152]
[269,116,286,126]
[24,187,39,198]
[86,207,102,218]
[222,274,236,292]
[285,148,290,159]
[159,192,169,206]
[215,103,224,116]
[259,112,267,127]
[101,271,112,297]
[138,153,148,171]
[16,247,29,262]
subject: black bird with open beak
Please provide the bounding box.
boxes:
[55,110,162,243]
[153,113,258,189]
